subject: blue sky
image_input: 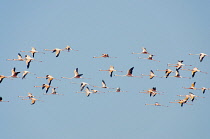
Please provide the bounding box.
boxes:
[1,0,210,139]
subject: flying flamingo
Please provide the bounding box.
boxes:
[145,102,168,107]
[132,47,150,54]
[10,67,21,78]
[140,87,163,97]
[99,65,123,77]
[93,54,117,58]
[18,93,37,99]
[36,75,60,85]
[22,97,44,105]
[177,92,204,102]
[20,47,45,57]
[21,71,36,79]
[141,70,161,79]
[44,88,64,95]
[115,67,142,78]
[0,97,9,102]
[167,60,192,70]
[169,99,190,107]
[25,55,42,69]
[64,45,79,52]
[92,80,114,89]
[182,82,197,90]
[61,68,89,79]
[182,67,207,78]
[44,48,64,57]
[0,75,11,83]
[189,53,209,62]
[34,84,57,93]
[76,87,95,97]
[108,87,128,92]
[139,54,160,62]
[196,87,210,94]
[156,69,174,78]
[167,69,191,79]
[6,53,25,61]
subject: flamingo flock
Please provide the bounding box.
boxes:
[1,46,209,106]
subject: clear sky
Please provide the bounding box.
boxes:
[1,0,210,139]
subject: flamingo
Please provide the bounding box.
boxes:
[139,54,160,62]
[44,88,64,95]
[115,67,142,78]
[25,55,42,69]
[99,65,123,77]
[10,67,21,78]
[145,102,168,107]
[196,87,210,94]
[61,68,89,79]
[156,69,174,78]
[169,99,189,107]
[20,47,45,57]
[18,93,37,99]
[108,87,128,92]
[6,53,25,61]
[141,70,161,79]
[92,80,114,89]
[76,87,95,97]
[64,45,79,52]
[178,92,204,102]
[0,97,9,102]
[93,54,117,58]
[182,67,207,78]
[21,71,36,79]
[182,82,197,90]
[22,97,44,105]
[34,84,57,93]
[0,75,11,83]
[140,87,163,97]
[167,60,192,70]
[36,75,60,85]
[132,47,150,54]
[44,48,64,57]
[189,53,209,62]
[167,69,191,79]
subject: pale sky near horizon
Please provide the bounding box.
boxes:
[1,1,210,139]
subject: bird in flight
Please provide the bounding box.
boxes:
[34,84,57,93]
[115,67,142,78]
[170,99,190,107]
[20,47,45,57]
[0,97,9,102]
[99,65,122,77]
[139,54,160,62]
[167,69,191,79]
[21,71,36,79]
[44,48,64,57]
[0,75,11,83]
[132,47,150,54]
[93,54,117,58]
[108,87,128,92]
[182,67,207,78]
[6,53,25,61]
[156,69,174,78]
[167,60,192,70]
[44,88,64,95]
[25,55,42,69]
[61,68,89,79]
[36,75,60,85]
[10,67,21,78]
[141,70,161,79]
[92,80,114,89]
[182,82,197,90]
[145,102,168,107]
[189,53,209,62]
[64,45,79,52]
